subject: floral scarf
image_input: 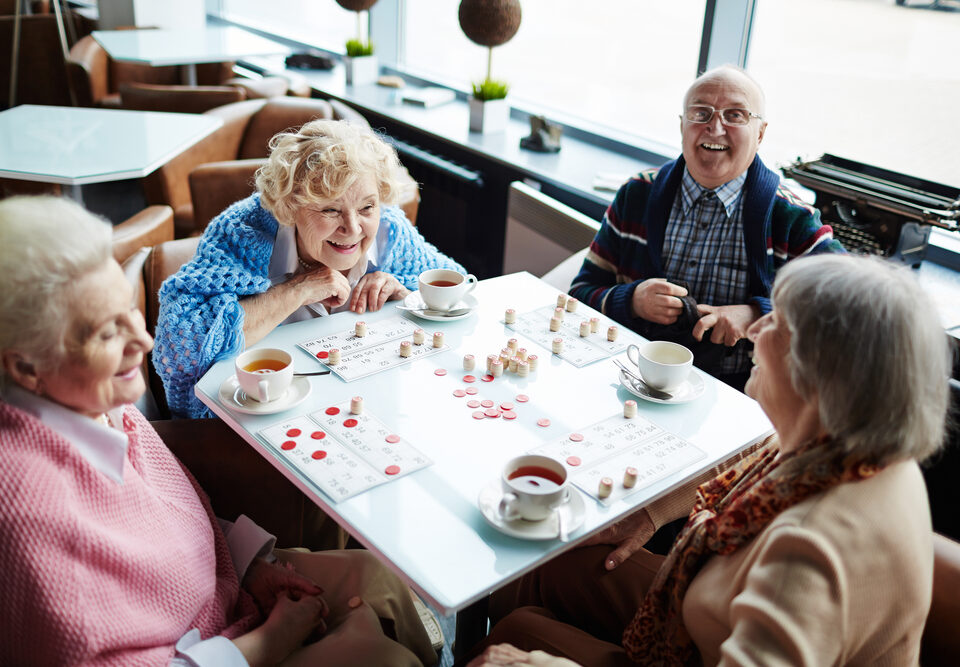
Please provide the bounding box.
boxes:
[621,436,883,665]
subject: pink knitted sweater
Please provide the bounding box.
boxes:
[0,402,261,665]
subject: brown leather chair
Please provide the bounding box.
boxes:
[145,96,421,237]
[111,204,174,263]
[119,81,247,114]
[922,533,960,666]
[1,15,74,107]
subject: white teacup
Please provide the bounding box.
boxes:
[235,348,293,403]
[417,269,477,311]
[626,341,693,392]
[498,455,569,522]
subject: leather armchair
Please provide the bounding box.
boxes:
[922,533,960,666]
[111,204,174,263]
[145,96,420,237]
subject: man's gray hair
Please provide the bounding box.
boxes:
[0,196,112,376]
[773,254,951,464]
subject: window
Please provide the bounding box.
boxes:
[220,0,356,53]
[401,0,706,147]
[748,0,960,187]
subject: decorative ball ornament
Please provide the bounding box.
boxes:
[335,0,379,10]
[458,0,522,48]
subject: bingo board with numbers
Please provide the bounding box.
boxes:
[506,304,628,367]
[257,401,432,502]
[297,315,448,382]
[529,413,706,505]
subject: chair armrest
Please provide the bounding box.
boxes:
[224,75,290,100]
[111,205,174,263]
[921,533,960,666]
[188,159,266,232]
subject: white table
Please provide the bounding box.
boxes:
[0,105,221,205]
[195,272,772,650]
[92,26,288,86]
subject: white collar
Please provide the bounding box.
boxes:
[2,385,128,484]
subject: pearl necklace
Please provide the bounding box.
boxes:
[297,254,317,271]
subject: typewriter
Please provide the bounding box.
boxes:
[781,154,960,267]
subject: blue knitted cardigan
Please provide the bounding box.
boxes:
[154,193,465,418]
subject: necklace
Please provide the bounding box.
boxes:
[297,254,317,271]
[95,413,110,427]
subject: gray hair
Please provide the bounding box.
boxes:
[0,196,112,377]
[256,119,403,226]
[773,254,951,464]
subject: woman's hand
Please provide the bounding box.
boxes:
[242,557,324,614]
[292,264,353,311]
[350,271,410,314]
[233,592,328,667]
[467,643,581,667]
[579,508,655,571]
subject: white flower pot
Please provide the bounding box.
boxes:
[344,55,378,86]
[469,96,509,134]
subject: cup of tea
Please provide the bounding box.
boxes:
[235,348,293,403]
[417,268,477,311]
[498,454,569,522]
[626,341,693,392]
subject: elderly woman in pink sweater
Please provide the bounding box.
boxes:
[0,196,436,666]
[467,254,951,666]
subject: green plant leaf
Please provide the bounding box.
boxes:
[345,39,375,57]
[471,78,510,101]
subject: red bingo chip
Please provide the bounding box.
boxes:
[465,387,478,395]
[480,399,494,408]
[452,389,467,397]
[316,350,329,359]
[516,394,530,403]
[385,465,401,475]
[312,450,327,460]
[434,369,447,376]
[311,431,326,440]
[463,375,476,383]
[472,411,486,420]
[537,418,551,427]
[343,418,358,428]
[569,433,584,442]
[286,428,301,437]
[281,440,296,450]
[484,408,500,418]
[385,434,401,443]
[467,400,481,408]
[481,374,495,382]
[500,402,515,411]
[325,407,340,415]
[502,410,517,420]
[566,456,582,466]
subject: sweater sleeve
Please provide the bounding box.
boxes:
[377,206,466,289]
[569,183,644,326]
[717,525,846,667]
[153,197,276,419]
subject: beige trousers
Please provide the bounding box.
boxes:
[275,549,437,667]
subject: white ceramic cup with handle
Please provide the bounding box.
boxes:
[626,340,694,392]
[498,454,569,522]
[417,268,477,311]
[235,348,293,403]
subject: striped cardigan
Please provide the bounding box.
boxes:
[570,155,842,344]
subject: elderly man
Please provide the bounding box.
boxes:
[570,65,843,390]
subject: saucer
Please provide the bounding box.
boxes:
[477,480,586,541]
[218,375,311,415]
[619,369,704,405]
[402,291,478,322]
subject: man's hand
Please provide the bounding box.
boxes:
[692,303,761,346]
[579,509,655,571]
[630,279,688,324]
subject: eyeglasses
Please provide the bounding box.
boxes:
[682,105,763,126]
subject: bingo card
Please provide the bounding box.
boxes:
[506,304,628,367]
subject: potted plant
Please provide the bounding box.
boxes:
[337,0,379,86]
[458,0,522,134]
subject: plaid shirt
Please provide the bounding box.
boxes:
[663,169,750,374]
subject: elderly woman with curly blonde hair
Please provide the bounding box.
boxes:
[156,119,465,418]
